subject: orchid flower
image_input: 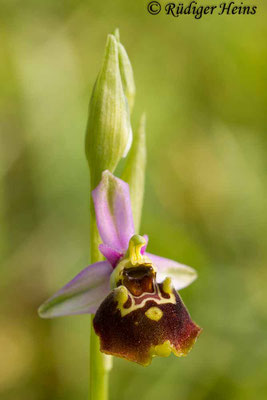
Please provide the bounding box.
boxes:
[39,170,201,366]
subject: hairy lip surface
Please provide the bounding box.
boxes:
[93,283,202,366]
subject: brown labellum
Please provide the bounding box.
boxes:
[93,266,201,366]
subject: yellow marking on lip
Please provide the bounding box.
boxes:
[115,284,176,317]
[114,286,128,311]
[145,306,163,321]
[151,340,172,357]
[162,277,172,294]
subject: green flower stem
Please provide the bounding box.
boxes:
[89,316,109,400]
[89,201,111,400]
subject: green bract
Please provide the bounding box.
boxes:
[122,114,146,233]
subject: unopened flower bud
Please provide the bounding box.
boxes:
[85,34,132,188]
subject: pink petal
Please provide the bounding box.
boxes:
[146,253,197,291]
[99,244,123,268]
[38,261,112,318]
[92,170,135,253]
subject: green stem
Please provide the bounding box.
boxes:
[89,201,111,400]
[90,316,109,400]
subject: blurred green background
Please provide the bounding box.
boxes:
[1,0,267,399]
